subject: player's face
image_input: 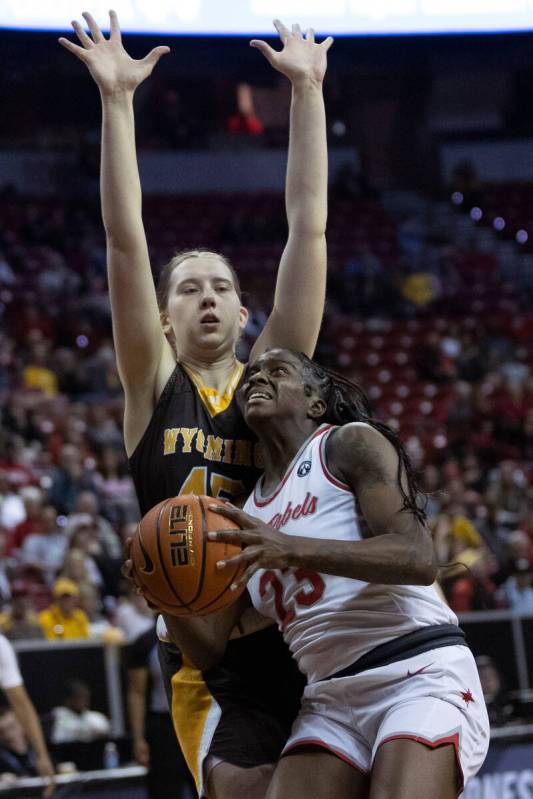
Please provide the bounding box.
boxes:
[163,255,248,357]
[239,350,317,426]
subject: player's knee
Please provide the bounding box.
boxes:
[207,761,275,799]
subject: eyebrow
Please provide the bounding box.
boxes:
[249,357,295,371]
[177,276,233,287]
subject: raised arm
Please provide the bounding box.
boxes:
[251,21,332,359]
[210,424,437,588]
[59,12,175,452]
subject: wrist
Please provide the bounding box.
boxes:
[100,87,135,106]
[285,534,307,568]
[291,75,324,93]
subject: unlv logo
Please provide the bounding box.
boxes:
[297,461,311,477]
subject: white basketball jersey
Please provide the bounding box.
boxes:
[246,424,457,683]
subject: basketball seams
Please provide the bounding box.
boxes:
[195,497,245,614]
[155,497,194,612]
[132,494,246,616]
[193,559,244,614]
[189,497,208,605]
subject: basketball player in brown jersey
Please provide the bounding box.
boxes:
[60,12,332,799]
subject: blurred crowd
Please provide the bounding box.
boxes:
[0,183,531,646]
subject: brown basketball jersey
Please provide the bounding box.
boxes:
[129,362,261,516]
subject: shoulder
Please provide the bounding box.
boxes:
[328,422,394,461]
[326,422,400,487]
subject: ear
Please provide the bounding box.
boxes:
[160,310,172,336]
[238,305,249,330]
[308,397,327,420]
[160,311,176,350]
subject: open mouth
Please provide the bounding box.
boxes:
[200,314,220,327]
[247,391,273,404]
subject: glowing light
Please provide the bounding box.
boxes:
[470,207,483,221]
[76,335,89,348]
[493,217,506,231]
[516,229,528,244]
[451,192,464,205]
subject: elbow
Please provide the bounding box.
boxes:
[410,530,438,585]
[287,216,327,238]
[416,562,439,586]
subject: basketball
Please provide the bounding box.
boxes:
[130,494,245,616]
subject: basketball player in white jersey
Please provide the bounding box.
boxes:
[207,349,490,799]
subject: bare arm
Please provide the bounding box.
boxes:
[210,424,437,587]
[161,591,250,672]
[292,424,437,584]
[251,22,332,359]
[59,12,175,451]
[6,685,55,795]
[127,667,150,767]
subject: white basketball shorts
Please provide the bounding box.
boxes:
[282,645,490,792]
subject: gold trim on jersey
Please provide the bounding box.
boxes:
[170,662,221,795]
[182,360,245,418]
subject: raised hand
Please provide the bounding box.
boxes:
[58,10,169,95]
[251,19,333,85]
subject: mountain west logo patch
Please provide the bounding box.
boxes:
[297,461,312,477]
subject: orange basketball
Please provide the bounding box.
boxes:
[130,494,245,616]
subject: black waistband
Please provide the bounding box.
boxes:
[320,623,468,682]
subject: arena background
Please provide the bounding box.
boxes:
[0,3,532,797]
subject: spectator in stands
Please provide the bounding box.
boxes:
[115,584,153,643]
[0,706,38,779]
[8,486,45,554]
[475,655,515,727]
[67,522,105,588]
[77,583,123,642]
[58,545,99,594]
[50,678,110,743]
[93,448,139,526]
[66,490,121,560]
[0,634,55,792]
[126,624,195,798]
[0,472,25,531]
[486,460,529,529]
[20,505,67,585]
[0,582,43,641]
[415,332,455,383]
[47,443,99,515]
[496,560,533,612]
[226,82,264,139]
[39,578,89,640]
[22,340,58,398]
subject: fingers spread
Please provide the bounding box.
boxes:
[208,502,249,525]
[141,46,171,68]
[72,19,94,48]
[207,530,245,544]
[250,39,277,62]
[305,28,315,42]
[82,11,105,42]
[231,562,259,590]
[58,37,88,59]
[109,9,121,40]
[322,36,334,51]
[292,23,302,38]
[273,18,291,42]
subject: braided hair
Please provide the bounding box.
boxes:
[294,352,427,524]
